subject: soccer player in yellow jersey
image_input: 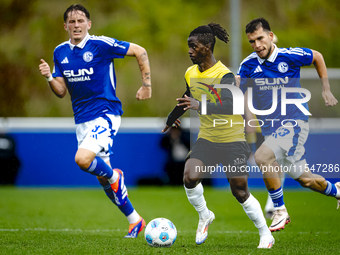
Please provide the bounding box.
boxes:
[162,23,274,248]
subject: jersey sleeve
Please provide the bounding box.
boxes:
[166,82,190,126]
[237,63,251,94]
[287,47,313,67]
[101,36,130,59]
[52,50,63,78]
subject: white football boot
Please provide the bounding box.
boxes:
[269,208,291,232]
[195,210,215,245]
[335,182,340,209]
[258,235,275,249]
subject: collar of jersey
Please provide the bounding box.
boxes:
[257,44,278,64]
[69,33,90,50]
[196,60,222,74]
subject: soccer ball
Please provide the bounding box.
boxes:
[144,218,177,247]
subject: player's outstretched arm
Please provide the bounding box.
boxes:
[39,59,67,98]
[126,43,151,100]
[176,95,199,111]
[311,50,338,107]
[163,95,198,132]
[162,119,181,133]
[163,87,191,133]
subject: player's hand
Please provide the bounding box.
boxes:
[136,85,151,100]
[322,89,338,106]
[235,75,241,88]
[162,119,181,133]
[176,95,199,110]
[39,59,52,78]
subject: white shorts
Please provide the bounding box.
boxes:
[76,114,121,163]
[263,120,309,179]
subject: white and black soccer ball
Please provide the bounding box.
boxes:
[144,218,177,247]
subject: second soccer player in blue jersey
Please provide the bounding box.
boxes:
[238,17,340,232]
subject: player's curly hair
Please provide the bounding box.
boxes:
[64,4,90,22]
[189,23,229,52]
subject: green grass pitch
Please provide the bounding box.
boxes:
[0,186,339,254]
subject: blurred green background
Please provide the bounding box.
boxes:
[1,0,340,118]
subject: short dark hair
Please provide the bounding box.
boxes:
[245,18,271,34]
[64,4,90,22]
[189,23,229,52]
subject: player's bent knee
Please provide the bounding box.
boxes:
[254,145,275,167]
[231,189,249,203]
[75,154,92,170]
[254,151,266,166]
[183,173,195,188]
[183,170,199,189]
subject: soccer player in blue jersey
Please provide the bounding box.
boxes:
[245,34,286,219]
[38,4,151,238]
[238,17,340,232]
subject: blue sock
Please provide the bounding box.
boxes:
[103,184,116,204]
[102,184,134,216]
[118,198,134,216]
[324,181,338,197]
[268,187,284,208]
[83,157,113,178]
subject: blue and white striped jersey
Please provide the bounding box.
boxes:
[52,33,130,124]
[237,45,313,136]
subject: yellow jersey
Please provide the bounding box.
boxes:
[185,61,245,143]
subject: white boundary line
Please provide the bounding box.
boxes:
[0,117,339,133]
[0,228,330,235]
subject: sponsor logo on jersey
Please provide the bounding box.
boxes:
[278,62,289,73]
[63,67,94,82]
[254,77,289,90]
[83,51,93,62]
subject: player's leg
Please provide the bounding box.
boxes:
[281,120,340,208]
[75,148,116,178]
[293,166,340,208]
[251,132,280,218]
[255,144,290,232]
[247,128,285,218]
[229,176,274,249]
[75,116,128,206]
[183,158,215,245]
[226,139,274,248]
[74,115,119,183]
[97,170,145,238]
[264,162,286,218]
[75,115,145,237]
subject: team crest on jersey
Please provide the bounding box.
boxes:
[83,51,93,62]
[278,62,289,73]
